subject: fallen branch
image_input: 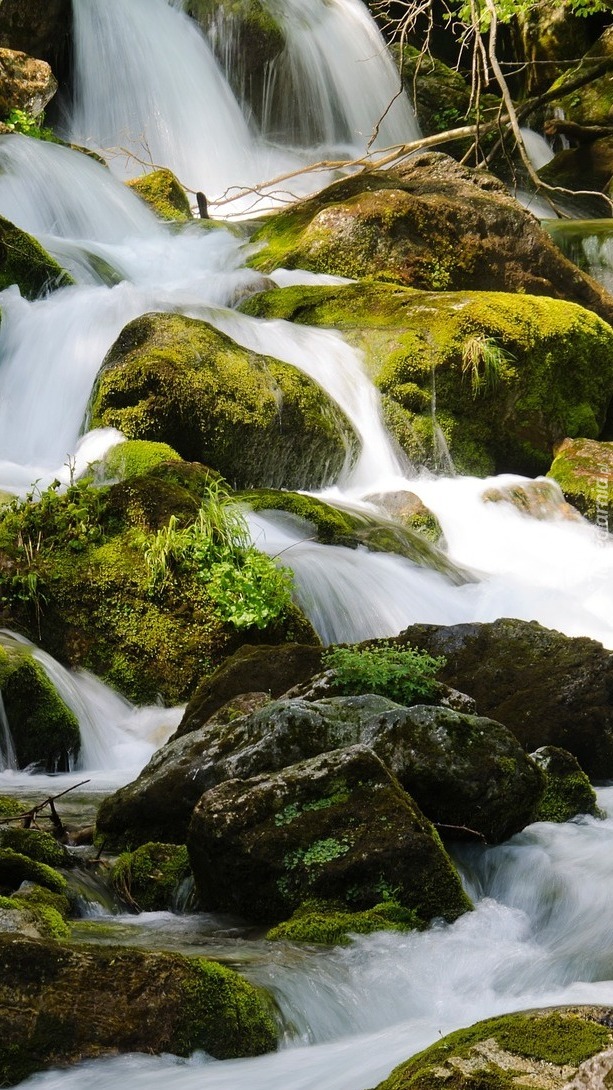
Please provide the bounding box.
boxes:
[0,779,91,839]
[434,821,487,843]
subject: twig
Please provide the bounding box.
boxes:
[0,779,91,837]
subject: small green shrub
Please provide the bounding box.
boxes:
[323,641,445,705]
[4,109,54,140]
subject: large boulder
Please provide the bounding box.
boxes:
[0,936,277,1084]
[547,436,613,524]
[89,312,358,490]
[242,279,613,475]
[247,155,613,328]
[0,643,80,771]
[0,48,57,117]
[530,746,600,823]
[375,1007,613,1090]
[0,0,72,86]
[187,744,472,924]
[396,620,613,778]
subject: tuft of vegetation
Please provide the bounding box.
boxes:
[323,641,445,706]
[3,109,55,141]
[461,334,513,399]
[142,480,294,630]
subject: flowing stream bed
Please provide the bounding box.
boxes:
[1,0,613,1086]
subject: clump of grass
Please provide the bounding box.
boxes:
[461,333,514,398]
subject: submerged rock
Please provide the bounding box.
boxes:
[375,1007,613,1089]
[247,155,613,326]
[187,744,472,924]
[0,936,277,1084]
[547,436,613,524]
[90,312,358,490]
[243,279,613,475]
[397,620,613,778]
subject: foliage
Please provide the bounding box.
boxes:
[143,480,294,630]
[3,109,54,141]
[323,641,446,705]
[461,334,513,398]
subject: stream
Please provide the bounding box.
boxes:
[1,0,613,1085]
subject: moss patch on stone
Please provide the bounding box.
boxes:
[0,645,80,771]
[547,436,613,523]
[111,842,191,911]
[0,213,74,298]
[531,746,600,823]
[0,848,68,896]
[0,827,71,868]
[126,168,192,221]
[267,898,420,945]
[94,439,183,483]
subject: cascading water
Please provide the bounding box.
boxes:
[1,1,613,1087]
[545,219,613,295]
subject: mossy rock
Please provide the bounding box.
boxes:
[89,312,358,490]
[396,620,613,779]
[531,746,600,823]
[0,894,69,942]
[267,898,420,945]
[94,439,183,483]
[547,26,613,128]
[188,743,472,925]
[547,436,613,524]
[0,848,67,896]
[481,478,583,522]
[13,883,71,922]
[374,1007,613,1090]
[0,47,57,117]
[0,0,72,88]
[364,490,445,545]
[110,842,191,911]
[0,797,21,820]
[126,168,192,221]
[0,827,71,868]
[242,279,613,476]
[0,644,80,771]
[0,936,277,1084]
[239,487,464,577]
[0,213,74,298]
[245,155,613,327]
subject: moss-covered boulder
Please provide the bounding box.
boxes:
[267,898,419,945]
[94,439,183,483]
[360,704,545,843]
[0,936,277,1083]
[0,644,80,771]
[0,48,57,118]
[89,312,358,490]
[0,213,74,298]
[375,1007,613,1090]
[126,168,192,221]
[110,842,191,911]
[242,279,613,475]
[531,745,600,823]
[247,155,613,327]
[481,477,583,522]
[0,827,71,868]
[0,476,317,706]
[396,620,613,778]
[398,45,472,136]
[364,490,445,544]
[175,641,323,738]
[547,26,613,129]
[95,694,397,848]
[547,436,613,524]
[0,848,67,896]
[187,744,472,924]
[0,895,69,942]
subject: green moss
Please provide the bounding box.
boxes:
[0,849,68,896]
[0,213,74,298]
[547,437,613,523]
[13,883,71,921]
[95,440,183,483]
[377,1010,613,1090]
[0,646,80,771]
[267,898,420,945]
[0,797,22,820]
[0,827,70,868]
[243,280,613,476]
[111,843,191,911]
[126,169,192,222]
[532,747,600,823]
[178,957,277,1059]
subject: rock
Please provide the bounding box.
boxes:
[126,168,192,221]
[267,898,420,945]
[93,439,183,483]
[242,279,613,476]
[540,136,613,205]
[0,827,71,868]
[89,312,358,490]
[398,45,472,135]
[514,0,595,95]
[95,694,396,848]
[531,746,600,823]
[0,849,67,896]
[396,620,613,778]
[0,897,68,941]
[246,156,613,327]
[0,213,74,298]
[547,436,613,525]
[547,26,613,129]
[0,644,80,771]
[174,642,324,739]
[374,1007,613,1090]
[360,704,545,843]
[481,477,583,521]
[110,843,191,911]
[0,48,57,117]
[364,490,445,544]
[0,935,277,1083]
[187,744,472,924]
[0,0,72,87]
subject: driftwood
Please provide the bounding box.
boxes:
[0,779,91,839]
[544,119,613,145]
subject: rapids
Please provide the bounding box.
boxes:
[0,0,613,1087]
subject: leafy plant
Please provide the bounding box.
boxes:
[323,641,446,705]
[3,109,54,141]
[461,333,514,399]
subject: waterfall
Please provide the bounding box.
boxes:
[0,693,17,772]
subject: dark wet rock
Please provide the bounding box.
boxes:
[531,746,600,823]
[187,744,472,924]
